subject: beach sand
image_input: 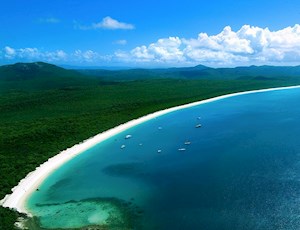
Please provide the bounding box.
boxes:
[1,85,300,216]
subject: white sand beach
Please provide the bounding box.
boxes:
[1,85,300,216]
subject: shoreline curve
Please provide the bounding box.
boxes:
[1,84,300,216]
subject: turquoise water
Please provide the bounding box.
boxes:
[27,88,300,229]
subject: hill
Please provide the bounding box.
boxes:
[0,62,98,91]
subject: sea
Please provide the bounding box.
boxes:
[27,87,300,230]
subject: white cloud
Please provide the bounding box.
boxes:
[4,46,16,59]
[2,47,68,62]
[116,24,300,66]
[114,40,127,45]
[46,50,67,61]
[184,26,253,54]
[73,50,103,62]
[1,47,110,64]
[18,48,41,59]
[122,37,185,64]
[77,16,134,30]
[149,37,184,61]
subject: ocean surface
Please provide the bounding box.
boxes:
[27,88,300,230]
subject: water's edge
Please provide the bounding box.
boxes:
[2,84,300,218]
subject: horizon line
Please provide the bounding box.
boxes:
[1,61,300,70]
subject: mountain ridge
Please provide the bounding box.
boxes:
[2,62,300,85]
[77,63,300,81]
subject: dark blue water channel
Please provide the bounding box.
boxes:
[27,88,300,229]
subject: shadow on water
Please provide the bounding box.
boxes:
[102,162,145,178]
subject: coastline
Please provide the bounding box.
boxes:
[1,85,300,216]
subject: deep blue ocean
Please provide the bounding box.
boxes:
[27,88,300,229]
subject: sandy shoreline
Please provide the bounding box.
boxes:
[1,85,300,216]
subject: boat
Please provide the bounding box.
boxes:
[157,149,162,153]
[184,141,191,145]
[125,134,132,139]
[195,124,202,128]
[178,148,186,151]
[121,145,126,149]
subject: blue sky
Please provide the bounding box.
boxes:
[1,0,300,67]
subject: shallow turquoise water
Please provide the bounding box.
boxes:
[27,88,300,229]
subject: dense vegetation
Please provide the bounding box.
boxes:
[1,62,300,229]
[79,64,300,81]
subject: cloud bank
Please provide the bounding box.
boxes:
[2,25,300,66]
[1,46,111,64]
[3,47,67,61]
[117,24,300,66]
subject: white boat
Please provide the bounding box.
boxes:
[195,124,202,128]
[184,141,191,145]
[125,134,132,139]
[121,145,126,149]
[178,148,186,151]
[157,149,162,153]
